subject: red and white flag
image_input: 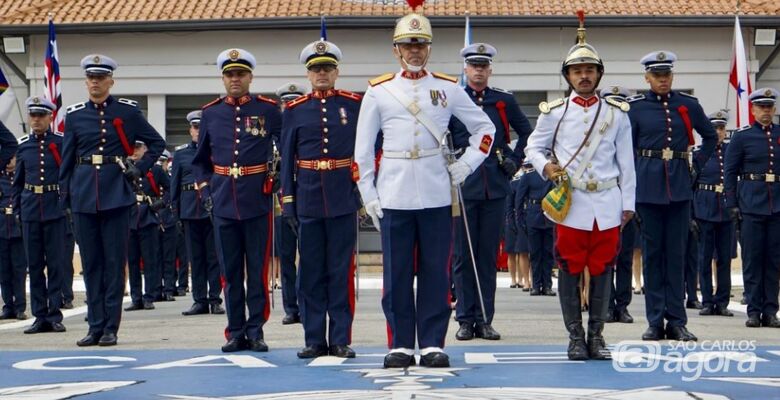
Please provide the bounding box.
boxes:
[729,15,754,128]
[44,18,64,133]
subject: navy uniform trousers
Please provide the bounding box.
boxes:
[212,214,270,341]
[453,198,502,325]
[183,219,222,306]
[698,220,733,309]
[684,224,699,302]
[128,224,162,304]
[380,206,452,350]
[274,214,299,317]
[528,225,554,292]
[23,218,67,324]
[0,233,26,316]
[62,230,76,304]
[74,206,130,336]
[610,219,636,314]
[176,227,189,292]
[160,227,178,296]
[637,201,689,328]
[740,213,780,319]
[298,212,356,347]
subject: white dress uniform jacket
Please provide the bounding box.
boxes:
[525,93,636,231]
[355,70,496,210]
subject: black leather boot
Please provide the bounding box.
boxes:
[559,270,588,360]
[586,271,612,360]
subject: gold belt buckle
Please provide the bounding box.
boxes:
[661,147,674,161]
[715,184,724,193]
[317,160,330,171]
[586,181,598,192]
[33,185,43,194]
[136,194,145,202]
[407,102,421,116]
[229,167,242,178]
[409,149,420,159]
[4,207,12,215]
[766,173,776,182]
[91,154,103,165]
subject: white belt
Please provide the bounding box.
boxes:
[571,178,618,192]
[382,148,441,160]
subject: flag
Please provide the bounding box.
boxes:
[44,18,64,133]
[459,13,471,88]
[729,15,753,128]
[0,65,16,122]
[320,15,327,41]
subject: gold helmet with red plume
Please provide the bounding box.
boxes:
[393,0,433,44]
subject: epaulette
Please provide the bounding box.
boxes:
[257,95,278,106]
[432,72,457,83]
[53,131,63,137]
[202,97,221,110]
[66,102,86,114]
[117,98,138,107]
[490,86,512,95]
[17,135,29,144]
[285,94,311,110]
[369,73,395,87]
[337,89,362,102]
[679,92,698,101]
[538,98,565,114]
[605,97,630,112]
[735,125,752,133]
[175,144,189,151]
[626,94,645,103]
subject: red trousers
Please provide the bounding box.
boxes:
[554,221,620,276]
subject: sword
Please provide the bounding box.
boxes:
[355,210,363,302]
[268,146,281,310]
[119,157,165,232]
[443,132,488,326]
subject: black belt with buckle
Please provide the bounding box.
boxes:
[637,148,689,161]
[741,173,780,183]
[697,183,724,193]
[78,155,122,165]
[181,183,196,191]
[24,183,59,194]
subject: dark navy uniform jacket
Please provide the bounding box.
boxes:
[130,164,170,230]
[192,94,282,220]
[156,164,176,229]
[0,121,18,171]
[724,122,780,215]
[171,142,208,221]
[628,90,717,204]
[450,86,533,200]
[280,89,362,219]
[693,142,730,222]
[59,96,165,213]
[13,131,64,222]
[0,170,21,239]
[514,168,554,230]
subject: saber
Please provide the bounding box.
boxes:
[354,211,362,302]
[443,133,488,326]
[270,194,276,310]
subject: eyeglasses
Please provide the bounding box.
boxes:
[308,65,336,73]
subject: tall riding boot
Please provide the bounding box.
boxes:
[587,269,612,360]
[559,270,587,360]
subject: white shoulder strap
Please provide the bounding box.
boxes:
[572,105,614,181]
[378,82,444,146]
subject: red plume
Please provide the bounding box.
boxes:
[407,0,425,11]
[48,143,62,167]
[576,9,585,24]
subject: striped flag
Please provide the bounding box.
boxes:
[0,65,16,122]
[729,15,753,128]
[44,18,64,133]
[459,13,471,87]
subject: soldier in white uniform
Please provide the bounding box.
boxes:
[525,14,636,361]
[354,3,495,368]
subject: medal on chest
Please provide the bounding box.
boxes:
[247,116,267,137]
[339,107,348,125]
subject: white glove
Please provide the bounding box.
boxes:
[447,160,472,186]
[364,199,384,232]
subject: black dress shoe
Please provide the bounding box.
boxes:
[567,338,589,360]
[715,306,734,317]
[61,301,74,310]
[16,312,27,320]
[587,337,611,360]
[24,321,51,334]
[686,300,703,310]
[210,304,225,314]
[0,312,15,320]
[383,352,415,368]
[124,302,144,311]
[642,326,664,341]
[163,293,176,302]
[762,314,780,328]
[143,301,155,310]
[606,311,617,323]
[248,338,269,352]
[282,314,301,325]
[455,322,474,340]
[76,333,102,347]
[665,325,697,341]
[522,287,531,292]
[182,303,209,316]
[746,314,761,328]
[98,332,118,346]
[543,288,557,296]
[419,352,450,368]
[297,345,328,359]
[474,324,501,340]
[529,288,541,296]
[51,322,66,332]
[175,289,187,297]
[329,345,356,358]
[617,310,634,324]
[221,337,248,352]
[699,305,716,316]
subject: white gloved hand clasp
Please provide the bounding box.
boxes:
[364,199,384,232]
[447,160,472,186]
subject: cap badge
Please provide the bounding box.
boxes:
[92,55,100,63]
[32,97,40,104]
[228,49,240,61]
[717,111,723,118]
[765,89,773,97]
[477,44,486,53]
[409,18,421,30]
[289,84,297,92]
[315,41,328,55]
[611,86,620,94]
[657,52,666,61]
